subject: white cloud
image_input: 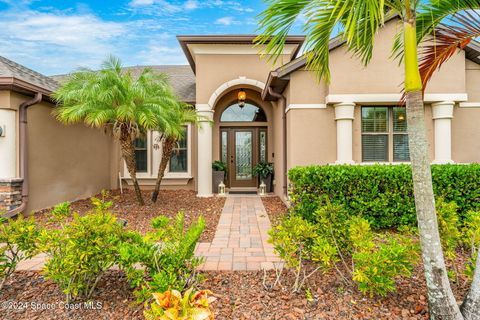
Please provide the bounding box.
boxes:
[215,16,237,26]
[1,12,126,49]
[184,0,198,10]
[0,9,183,74]
[129,0,155,7]
[137,44,187,65]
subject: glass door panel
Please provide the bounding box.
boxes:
[235,131,253,181]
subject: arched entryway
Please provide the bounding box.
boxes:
[213,88,273,191]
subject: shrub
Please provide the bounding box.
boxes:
[349,217,418,296]
[0,216,39,290]
[144,288,216,320]
[269,203,419,296]
[289,164,480,228]
[119,213,205,302]
[37,197,131,302]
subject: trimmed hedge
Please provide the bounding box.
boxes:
[288,164,480,229]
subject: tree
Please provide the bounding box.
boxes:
[151,105,200,203]
[256,1,480,319]
[54,56,178,206]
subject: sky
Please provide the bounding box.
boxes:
[0,0,302,75]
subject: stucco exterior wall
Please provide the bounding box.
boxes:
[287,107,336,167]
[329,20,466,95]
[466,60,480,102]
[195,54,288,104]
[452,106,480,163]
[9,93,114,212]
[288,71,327,103]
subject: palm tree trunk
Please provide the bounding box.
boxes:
[119,135,145,206]
[403,18,462,320]
[406,90,462,320]
[151,137,176,203]
[461,247,480,319]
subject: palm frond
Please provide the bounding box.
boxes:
[419,10,480,92]
[417,0,480,43]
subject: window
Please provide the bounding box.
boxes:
[220,103,267,122]
[361,106,409,162]
[169,126,188,173]
[134,138,148,172]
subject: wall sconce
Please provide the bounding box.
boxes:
[238,89,246,108]
[218,181,226,196]
[259,181,267,196]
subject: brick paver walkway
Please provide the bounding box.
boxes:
[16,195,281,272]
[195,195,281,271]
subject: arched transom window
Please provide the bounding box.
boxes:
[220,103,267,122]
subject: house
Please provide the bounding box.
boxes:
[1,19,480,215]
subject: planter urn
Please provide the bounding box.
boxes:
[212,170,225,194]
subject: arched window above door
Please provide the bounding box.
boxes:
[220,103,267,122]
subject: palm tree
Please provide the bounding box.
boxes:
[151,104,200,203]
[54,56,179,206]
[256,1,480,319]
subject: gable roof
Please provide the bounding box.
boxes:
[0,55,59,97]
[177,35,306,74]
[52,65,196,103]
[0,58,195,103]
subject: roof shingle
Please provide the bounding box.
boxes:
[0,55,59,93]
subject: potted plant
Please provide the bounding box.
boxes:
[212,161,227,193]
[253,161,274,193]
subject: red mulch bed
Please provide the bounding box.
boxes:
[0,271,142,320]
[1,262,471,320]
[33,189,225,242]
[3,196,471,319]
[262,196,289,226]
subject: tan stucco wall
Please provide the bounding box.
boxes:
[466,59,480,101]
[288,70,327,103]
[329,20,466,95]
[195,54,289,104]
[287,107,336,167]
[9,92,114,212]
[0,90,11,109]
[452,106,480,163]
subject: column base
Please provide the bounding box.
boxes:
[197,193,214,198]
[335,160,356,165]
[432,159,455,165]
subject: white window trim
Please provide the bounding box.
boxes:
[123,131,153,179]
[122,124,192,180]
[164,124,192,179]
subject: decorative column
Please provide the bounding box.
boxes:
[334,102,356,164]
[432,101,454,164]
[196,104,214,197]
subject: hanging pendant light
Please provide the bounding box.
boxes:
[238,89,246,108]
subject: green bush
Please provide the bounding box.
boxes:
[289,164,480,229]
[349,217,418,296]
[37,198,132,302]
[269,203,419,296]
[118,212,205,302]
[0,216,39,290]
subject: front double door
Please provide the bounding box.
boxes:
[220,127,267,189]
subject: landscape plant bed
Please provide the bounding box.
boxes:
[33,189,225,242]
[261,196,289,226]
[0,257,471,320]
